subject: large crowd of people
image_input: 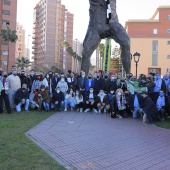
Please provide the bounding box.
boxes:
[1,65,170,125]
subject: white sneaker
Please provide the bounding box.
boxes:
[98,109,101,114]
[93,109,98,113]
[35,104,39,108]
[64,108,67,112]
[104,109,106,113]
[80,108,83,112]
[117,114,122,118]
[84,108,90,113]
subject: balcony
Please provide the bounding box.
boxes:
[32,40,38,44]
[32,35,38,39]
[32,51,38,54]
[32,45,38,49]
[33,30,38,34]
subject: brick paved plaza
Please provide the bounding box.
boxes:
[26,112,170,170]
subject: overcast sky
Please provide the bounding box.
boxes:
[17,0,170,57]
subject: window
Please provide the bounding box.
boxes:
[152,40,158,66]
[2,61,7,66]
[153,29,158,35]
[168,29,170,34]
[4,0,10,5]
[167,55,170,59]
[2,51,8,55]
[2,10,10,15]
[2,20,10,25]
[168,15,170,20]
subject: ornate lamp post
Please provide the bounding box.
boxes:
[133,52,140,78]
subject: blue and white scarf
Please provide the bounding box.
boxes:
[105,0,111,24]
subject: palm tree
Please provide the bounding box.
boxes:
[16,57,32,70]
[1,25,18,73]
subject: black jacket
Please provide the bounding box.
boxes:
[52,91,64,104]
[94,78,104,94]
[14,88,29,105]
[85,92,98,103]
[107,80,117,93]
[141,96,158,115]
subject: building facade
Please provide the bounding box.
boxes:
[15,22,25,59]
[125,6,170,77]
[72,39,83,73]
[0,0,17,71]
[32,0,73,72]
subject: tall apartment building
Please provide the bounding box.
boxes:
[15,22,25,59]
[125,6,170,76]
[72,39,83,73]
[0,0,17,71]
[32,0,74,72]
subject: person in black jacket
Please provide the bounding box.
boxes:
[15,84,30,112]
[51,87,64,111]
[129,89,143,118]
[19,70,29,87]
[84,87,98,113]
[107,74,117,93]
[94,73,104,95]
[141,91,161,124]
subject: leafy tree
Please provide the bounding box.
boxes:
[1,25,18,73]
[16,57,32,70]
[51,66,62,73]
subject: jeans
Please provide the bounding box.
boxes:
[51,101,64,111]
[43,102,50,111]
[133,108,143,118]
[158,108,165,119]
[8,90,16,109]
[16,99,30,112]
[64,99,75,109]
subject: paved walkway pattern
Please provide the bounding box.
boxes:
[26,112,170,170]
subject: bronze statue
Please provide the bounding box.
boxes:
[81,0,131,74]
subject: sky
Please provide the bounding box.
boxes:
[17,0,170,59]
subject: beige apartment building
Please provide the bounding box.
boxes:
[72,39,83,73]
[32,0,73,72]
[15,22,25,59]
[0,0,17,71]
[125,6,170,77]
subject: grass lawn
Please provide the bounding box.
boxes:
[155,119,170,130]
[0,110,65,170]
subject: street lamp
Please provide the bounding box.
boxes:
[133,52,140,78]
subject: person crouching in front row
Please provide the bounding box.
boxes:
[75,89,84,112]
[97,89,107,113]
[51,87,64,111]
[64,88,75,111]
[84,87,98,113]
[38,85,50,111]
[14,84,30,112]
[105,87,116,117]
[29,85,40,110]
